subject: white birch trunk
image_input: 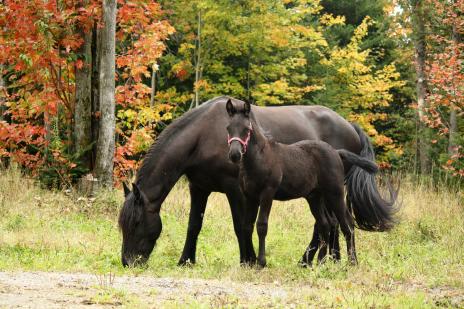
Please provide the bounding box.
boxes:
[412,0,430,173]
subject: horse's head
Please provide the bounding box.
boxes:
[118,183,162,267]
[226,99,252,164]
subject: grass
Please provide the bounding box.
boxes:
[0,166,463,307]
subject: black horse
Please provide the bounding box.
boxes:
[226,100,379,267]
[118,96,396,266]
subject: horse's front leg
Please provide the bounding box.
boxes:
[256,192,274,267]
[226,190,246,264]
[241,197,259,266]
[178,183,210,266]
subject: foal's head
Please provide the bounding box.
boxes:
[226,99,252,163]
[118,183,162,267]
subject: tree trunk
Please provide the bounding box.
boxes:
[94,0,117,188]
[0,64,5,120]
[91,22,101,168]
[194,9,202,108]
[44,110,51,160]
[247,56,251,102]
[74,27,93,169]
[150,64,156,108]
[412,0,430,173]
[449,109,457,154]
[449,15,462,155]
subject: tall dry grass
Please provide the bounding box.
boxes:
[0,166,463,307]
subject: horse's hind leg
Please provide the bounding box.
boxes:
[324,191,358,265]
[300,222,319,267]
[305,195,331,265]
[328,212,341,261]
[300,194,323,266]
[178,183,210,266]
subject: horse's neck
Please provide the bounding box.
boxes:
[250,116,267,148]
[242,120,270,171]
[136,131,198,209]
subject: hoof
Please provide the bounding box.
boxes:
[257,260,267,268]
[298,260,311,268]
[240,258,257,267]
[177,258,195,267]
[349,259,358,266]
[256,261,267,269]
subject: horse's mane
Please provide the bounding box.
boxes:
[118,194,142,234]
[135,96,225,183]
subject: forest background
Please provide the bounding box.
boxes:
[0,0,462,188]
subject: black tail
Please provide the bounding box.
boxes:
[345,124,398,232]
[337,149,379,174]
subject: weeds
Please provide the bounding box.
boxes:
[95,271,116,288]
[0,166,463,307]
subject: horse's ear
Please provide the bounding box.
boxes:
[132,183,141,201]
[123,182,131,197]
[243,101,251,117]
[226,99,235,117]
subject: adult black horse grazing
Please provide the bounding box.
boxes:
[118,96,396,267]
[225,100,379,267]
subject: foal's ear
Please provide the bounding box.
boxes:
[243,101,251,117]
[226,99,235,117]
[123,182,131,197]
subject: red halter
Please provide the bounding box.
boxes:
[227,122,253,154]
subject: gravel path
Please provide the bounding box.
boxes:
[1,271,463,308]
[0,271,292,308]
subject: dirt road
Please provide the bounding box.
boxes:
[1,271,463,308]
[0,271,299,308]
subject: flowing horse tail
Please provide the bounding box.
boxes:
[345,124,398,232]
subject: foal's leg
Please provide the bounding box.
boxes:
[306,196,331,265]
[178,184,210,266]
[256,192,274,267]
[241,197,259,265]
[299,222,320,267]
[300,194,322,266]
[226,191,246,263]
[324,192,358,265]
[327,211,341,261]
[301,196,341,266]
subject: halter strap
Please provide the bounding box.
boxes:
[227,122,253,154]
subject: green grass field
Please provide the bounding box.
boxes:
[0,166,463,307]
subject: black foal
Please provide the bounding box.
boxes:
[226,100,378,267]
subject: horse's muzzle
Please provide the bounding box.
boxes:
[229,149,242,164]
[121,254,148,267]
[122,256,129,267]
[228,142,243,164]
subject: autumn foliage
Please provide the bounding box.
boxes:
[0,0,462,186]
[0,0,174,185]
[423,0,464,176]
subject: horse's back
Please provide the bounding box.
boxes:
[257,105,360,172]
[207,98,361,152]
[185,97,361,192]
[288,140,346,188]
